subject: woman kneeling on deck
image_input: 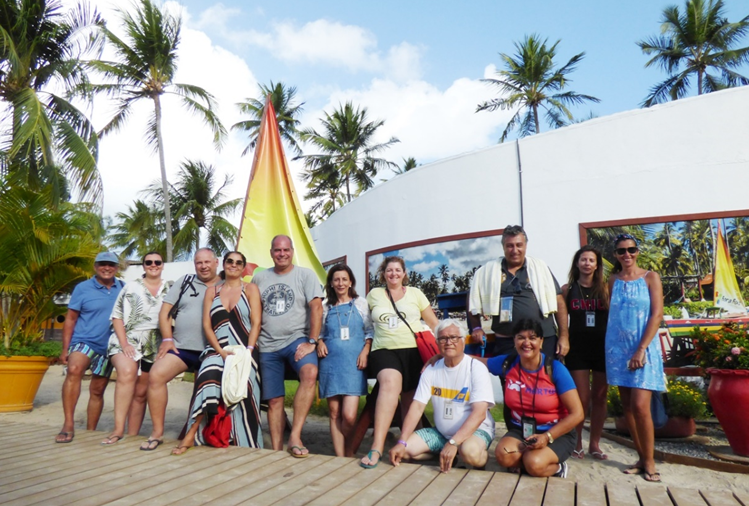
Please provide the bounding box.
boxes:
[489,318,583,478]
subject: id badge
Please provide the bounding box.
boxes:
[388,316,399,329]
[586,311,595,327]
[444,400,454,420]
[521,415,536,440]
[500,297,513,323]
[276,299,286,313]
[340,326,350,340]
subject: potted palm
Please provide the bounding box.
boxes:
[608,377,707,438]
[692,323,749,456]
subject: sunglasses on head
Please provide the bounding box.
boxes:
[615,247,639,255]
[225,258,245,266]
[144,260,163,266]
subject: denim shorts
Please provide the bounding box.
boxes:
[415,427,494,453]
[259,337,318,400]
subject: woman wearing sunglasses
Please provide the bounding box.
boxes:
[605,234,666,482]
[102,252,170,445]
[172,251,263,454]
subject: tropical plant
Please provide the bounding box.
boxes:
[108,199,166,259]
[299,101,399,203]
[0,0,102,204]
[0,183,102,356]
[476,34,600,142]
[607,377,707,419]
[638,0,749,107]
[692,322,749,370]
[233,81,304,156]
[301,161,345,221]
[393,157,418,175]
[90,0,226,261]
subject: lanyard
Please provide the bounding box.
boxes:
[518,362,541,418]
[335,301,354,328]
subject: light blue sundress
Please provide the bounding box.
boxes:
[605,273,666,392]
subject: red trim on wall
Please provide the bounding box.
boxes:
[322,255,347,268]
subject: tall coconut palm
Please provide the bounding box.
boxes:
[90,0,226,261]
[299,101,399,202]
[638,0,749,107]
[301,161,345,221]
[393,157,418,175]
[233,81,304,156]
[476,34,600,142]
[108,199,165,259]
[0,0,102,203]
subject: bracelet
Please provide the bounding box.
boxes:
[162,338,174,342]
[397,439,408,447]
[247,345,255,350]
[472,326,482,332]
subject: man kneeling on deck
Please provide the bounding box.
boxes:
[389,319,495,473]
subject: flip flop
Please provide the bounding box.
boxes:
[171,445,193,456]
[643,472,662,482]
[100,435,124,446]
[140,438,164,451]
[590,451,608,461]
[360,449,382,469]
[55,431,74,444]
[572,449,585,459]
[622,464,644,475]
[287,445,310,458]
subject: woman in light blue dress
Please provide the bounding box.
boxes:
[605,234,665,482]
[317,264,372,457]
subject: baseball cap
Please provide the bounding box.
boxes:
[95,251,119,264]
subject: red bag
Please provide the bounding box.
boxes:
[386,288,440,363]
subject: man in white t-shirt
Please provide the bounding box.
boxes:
[390,319,495,472]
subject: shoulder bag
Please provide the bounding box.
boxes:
[385,288,439,363]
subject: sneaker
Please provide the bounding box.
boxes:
[553,461,568,478]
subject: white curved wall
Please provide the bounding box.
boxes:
[311,86,749,284]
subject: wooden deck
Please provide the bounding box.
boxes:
[1,421,748,506]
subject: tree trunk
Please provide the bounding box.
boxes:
[345,175,351,202]
[153,95,174,262]
[533,105,540,134]
[698,69,703,95]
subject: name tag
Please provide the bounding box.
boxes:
[340,327,350,340]
[276,300,286,313]
[388,316,399,329]
[444,400,454,420]
[500,297,513,323]
[586,311,595,327]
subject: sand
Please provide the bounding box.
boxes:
[2,365,748,495]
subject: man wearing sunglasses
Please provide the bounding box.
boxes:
[140,248,220,451]
[56,252,125,443]
[468,225,569,359]
[390,319,495,473]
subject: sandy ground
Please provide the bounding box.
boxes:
[2,365,749,495]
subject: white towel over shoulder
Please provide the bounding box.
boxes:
[222,345,252,407]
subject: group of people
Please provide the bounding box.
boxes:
[56,227,665,482]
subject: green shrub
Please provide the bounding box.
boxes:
[607,377,707,419]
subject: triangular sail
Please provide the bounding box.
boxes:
[713,222,745,314]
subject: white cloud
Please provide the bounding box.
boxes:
[412,260,440,272]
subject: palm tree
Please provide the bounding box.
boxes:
[108,199,165,259]
[476,34,600,142]
[0,0,102,203]
[90,0,226,261]
[299,101,399,202]
[393,157,418,175]
[233,81,304,156]
[301,161,346,221]
[637,0,749,107]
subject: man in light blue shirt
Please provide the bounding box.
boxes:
[56,252,124,443]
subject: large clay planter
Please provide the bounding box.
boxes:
[614,416,696,438]
[0,356,51,412]
[707,368,749,457]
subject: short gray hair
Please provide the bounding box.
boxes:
[195,247,217,259]
[435,318,467,338]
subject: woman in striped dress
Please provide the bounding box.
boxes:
[172,251,263,454]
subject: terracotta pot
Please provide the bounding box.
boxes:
[0,356,51,412]
[614,416,696,438]
[707,368,749,457]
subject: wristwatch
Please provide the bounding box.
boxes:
[307,338,318,346]
[448,438,459,447]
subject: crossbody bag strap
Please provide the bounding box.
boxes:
[385,287,416,337]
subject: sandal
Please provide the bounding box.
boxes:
[140,438,163,451]
[55,431,74,444]
[171,445,193,456]
[572,449,585,459]
[622,464,644,475]
[287,445,310,458]
[590,451,608,461]
[360,449,382,469]
[643,472,662,482]
[100,435,124,446]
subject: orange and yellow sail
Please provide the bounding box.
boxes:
[236,98,326,283]
[713,222,745,314]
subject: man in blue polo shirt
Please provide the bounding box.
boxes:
[56,252,125,443]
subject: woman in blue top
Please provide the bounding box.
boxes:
[605,234,666,482]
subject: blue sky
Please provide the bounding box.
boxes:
[69,0,749,220]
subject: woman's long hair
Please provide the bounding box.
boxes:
[611,234,638,274]
[325,264,358,306]
[220,251,247,280]
[567,245,608,309]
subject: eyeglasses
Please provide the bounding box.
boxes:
[436,336,463,344]
[515,334,540,342]
[225,258,245,266]
[144,260,163,266]
[96,262,117,268]
[615,247,639,255]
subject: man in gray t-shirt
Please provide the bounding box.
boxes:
[140,248,220,451]
[252,235,323,456]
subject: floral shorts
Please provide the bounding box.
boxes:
[107,329,161,363]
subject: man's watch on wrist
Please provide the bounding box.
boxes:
[307,338,318,346]
[448,438,459,447]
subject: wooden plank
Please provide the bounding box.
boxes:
[475,473,519,506]
[668,487,708,506]
[279,460,368,506]
[638,485,675,506]
[701,490,743,506]
[243,456,352,506]
[340,462,419,506]
[0,431,103,463]
[607,482,643,506]
[409,468,468,506]
[509,475,547,506]
[377,466,441,506]
[733,490,749,506]
[444,469,494,506]
[576,480,607,506]
[305,463,391,506]
[543,477,575,506]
